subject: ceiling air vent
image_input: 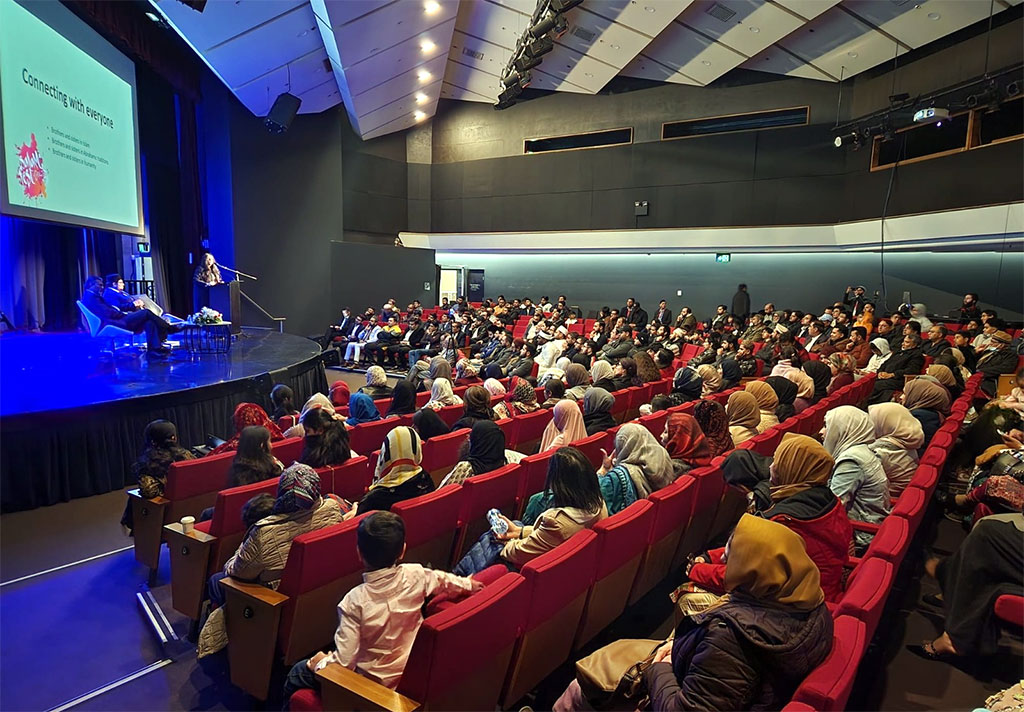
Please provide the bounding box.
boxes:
[462,47,484,61]
[705,3,737,22]
[571,25,597,43]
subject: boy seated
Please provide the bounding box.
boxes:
[283,511,482,702]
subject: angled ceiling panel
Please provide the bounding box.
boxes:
[845,0,1002,50]
[680,0,806,57]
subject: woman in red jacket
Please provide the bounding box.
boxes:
[687,434,852,602]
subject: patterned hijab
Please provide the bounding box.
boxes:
[663,413,712,468]
[372,426,424,489]
[769,434,834,502]
[272,463,322,514]
[693,399,732,457]
[507,376,540,414]
[346,393,382,427]
[428,378,459,407]
[366,366,388,387]
[673,367,704,400]
[211,403,284,455]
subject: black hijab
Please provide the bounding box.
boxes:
[802,361,832,403]
[466,421,507,475]
[721,449,772,512]
[387,381,417,417]
[413,407,451,441]
[720,358,742,389]
[765,375,798,422]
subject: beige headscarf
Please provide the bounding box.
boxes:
[425,378,462,410]
[925,364,956,389]
[539,399,588,452]
[822,405,875,459]
[726,391,761,430]
[745,381,779,412]
[613,423,677,495]
[903,378,951,415]
[698,365,723,395]
[590,360,614,384]
[868,403,925,451]
[787,369,815,400]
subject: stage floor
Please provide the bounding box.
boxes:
[0,328,321,418]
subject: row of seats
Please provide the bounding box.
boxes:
[218,376,873,703]
[781,371,1005,711]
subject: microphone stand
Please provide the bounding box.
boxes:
[214,264,287,333]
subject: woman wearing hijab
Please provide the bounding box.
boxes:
[300,407,355,468]
[540,399,588,452]
[744,381,780,433]
[384,381,417,418]
[822,406,891,551]
[634,351,662,384]
[861,337,891,375]
[329,380,350,408]
[451,386,495,431]
[582,388,616,436]
[688,435,851,602]
[720,449,772,513]
[358,366,393,399]
[697,364,723,397]
[598,423,677,498]
[483,378,513,420]
[439,421,524,487]
[211,403,285,455]
[229,426,284,487]
[283,393,338,438]
[590,360,617,392]
[802,360,831,403]
[412,407,451,441]
[661,412,712,477]
[564,364,592,401]
[719,358,742,390]
[351,426,435,516]
[505,376,540,415]
[826,352,856,394]
[635,516,832,712]
[668,367,703,407]
[765,375,798,422]
[424,378,463,411]
[928,361,963,400]
[422,356,452,391]
[786,369,815,414]
[902,378,951,449]
[345,393,383,427]
[726,391,761,446]
[694,399,733,458]
[133,420,194,499]
[867,402,925,497]
[944,348,973,384]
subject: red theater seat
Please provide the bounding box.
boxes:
[422,428,470,486]
[392,485,464,570]
[453,463,522,561]
[516,451,554,519]
[836,557,894,640]
[788,615,868,712]
[631,476,696,604]
[515,408,553,454]
[570,431,612,469]
[995,594,1024,628]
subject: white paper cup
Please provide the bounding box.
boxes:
[181,516,195,534]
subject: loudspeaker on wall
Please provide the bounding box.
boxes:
[264,93,301,134]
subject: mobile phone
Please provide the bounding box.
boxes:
[487,508,508,536]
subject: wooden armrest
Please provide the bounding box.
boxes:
[127,488,169,506]
[316,664,420,712]
[220,576,289,607]
[164,521,216,543]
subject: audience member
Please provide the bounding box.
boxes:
[668,367,703,406]
[229,426,283,487]
[346,393,383,427]
[424,378,462,411]
[284,393,337,438]
[744,381,780,433]
[439,421,523,487]
[132,420,194,500]
[451,386,494,430]
[976,330,1018,397]
[861,337,891,375]
[329,380,351,408]
[300,407,355,469]
[411,407,450,441]
[385,381,417,418]
[564,364,592,400]
[826,352,856,394]
[598,423,676,497]
[270,384,298,422]
[902,378,951,448]
[540,400,588,452]
[868,333,925,405]
[582,387,617,436]
[359,366,393,399]
[506,376,541,414]
[765,375,797,422]
[661,412,713,476]
[868,402,925,497]
[693,399,733,458]
[802,360,831,403]
[210,403,284,456]
[541,379,567,409]
[350,427,435,517]
[726,391,760,446]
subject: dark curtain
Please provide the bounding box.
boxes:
[0,217,117,330]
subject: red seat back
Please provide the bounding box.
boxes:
[515,408,553,452]
[592,500,654,580]
[861,514,910,568]
[166,452,236,500]
[836,557,893,639]
[328,456,372,501]
[570,432,611,468]
[347,418,402,455]
[638,410,668,439]
[209,478,280,537]
[517,451,554,518]
[438,403,465,427]
[391,485,464,570]
[421,428,470,480]
[271,437,305,465]
[459,464,522,526]
[609,389,631,421]
[415,390,430,408]
[789,615,868,712]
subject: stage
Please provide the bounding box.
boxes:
[0,329,328,512]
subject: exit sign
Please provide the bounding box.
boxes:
[715,253,731,263]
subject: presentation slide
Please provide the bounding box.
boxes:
[0,0,142,234]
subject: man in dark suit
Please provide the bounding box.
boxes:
[621,298,649,330]
[731,284,750,321]
[653,299,673,326]
[868,333,925,404]
[330,307,359,343]
[843,285,868,317]
[81,275,174,356]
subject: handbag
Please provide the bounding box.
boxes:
[985,475,1024,512]
[575,638,663,710]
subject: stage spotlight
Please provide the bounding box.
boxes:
[502,70,532,88]
[525,35,554,59]
[551,14,569,38]
[500,82,523,102]
[514,53,543,72]
[550,0,584,11]
[833,131,859,149]
[530,12,557,36]
[1007,81,1020,97]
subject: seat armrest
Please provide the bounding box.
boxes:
[220,576,289,607]
[164,521,217,544]
[127,487,169,506]
[316,664,421,712]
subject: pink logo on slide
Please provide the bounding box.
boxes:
[15,133,47,199]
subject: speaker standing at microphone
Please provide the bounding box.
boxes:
[193,252,224,313]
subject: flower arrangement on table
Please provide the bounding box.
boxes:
[188,307,224,325]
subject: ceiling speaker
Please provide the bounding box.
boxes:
[264,93,301,133]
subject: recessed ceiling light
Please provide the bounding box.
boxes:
[144,11,160,22]
[847,51,858,58]
[415,92,428,104]
[927,12,940,20]
[701,60,711,66]
[414,111,426,121]
[584,72,593,77]
[417,69,432,82]
[420,39,435,53]
[644,5,656,12]
[610,44,620,49]
[424,0,440,14]
[298,30,309,37]
[749,26,760,33]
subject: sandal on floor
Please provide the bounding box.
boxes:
[906,640,958,662]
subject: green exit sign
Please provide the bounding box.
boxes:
[715,253,731,263]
